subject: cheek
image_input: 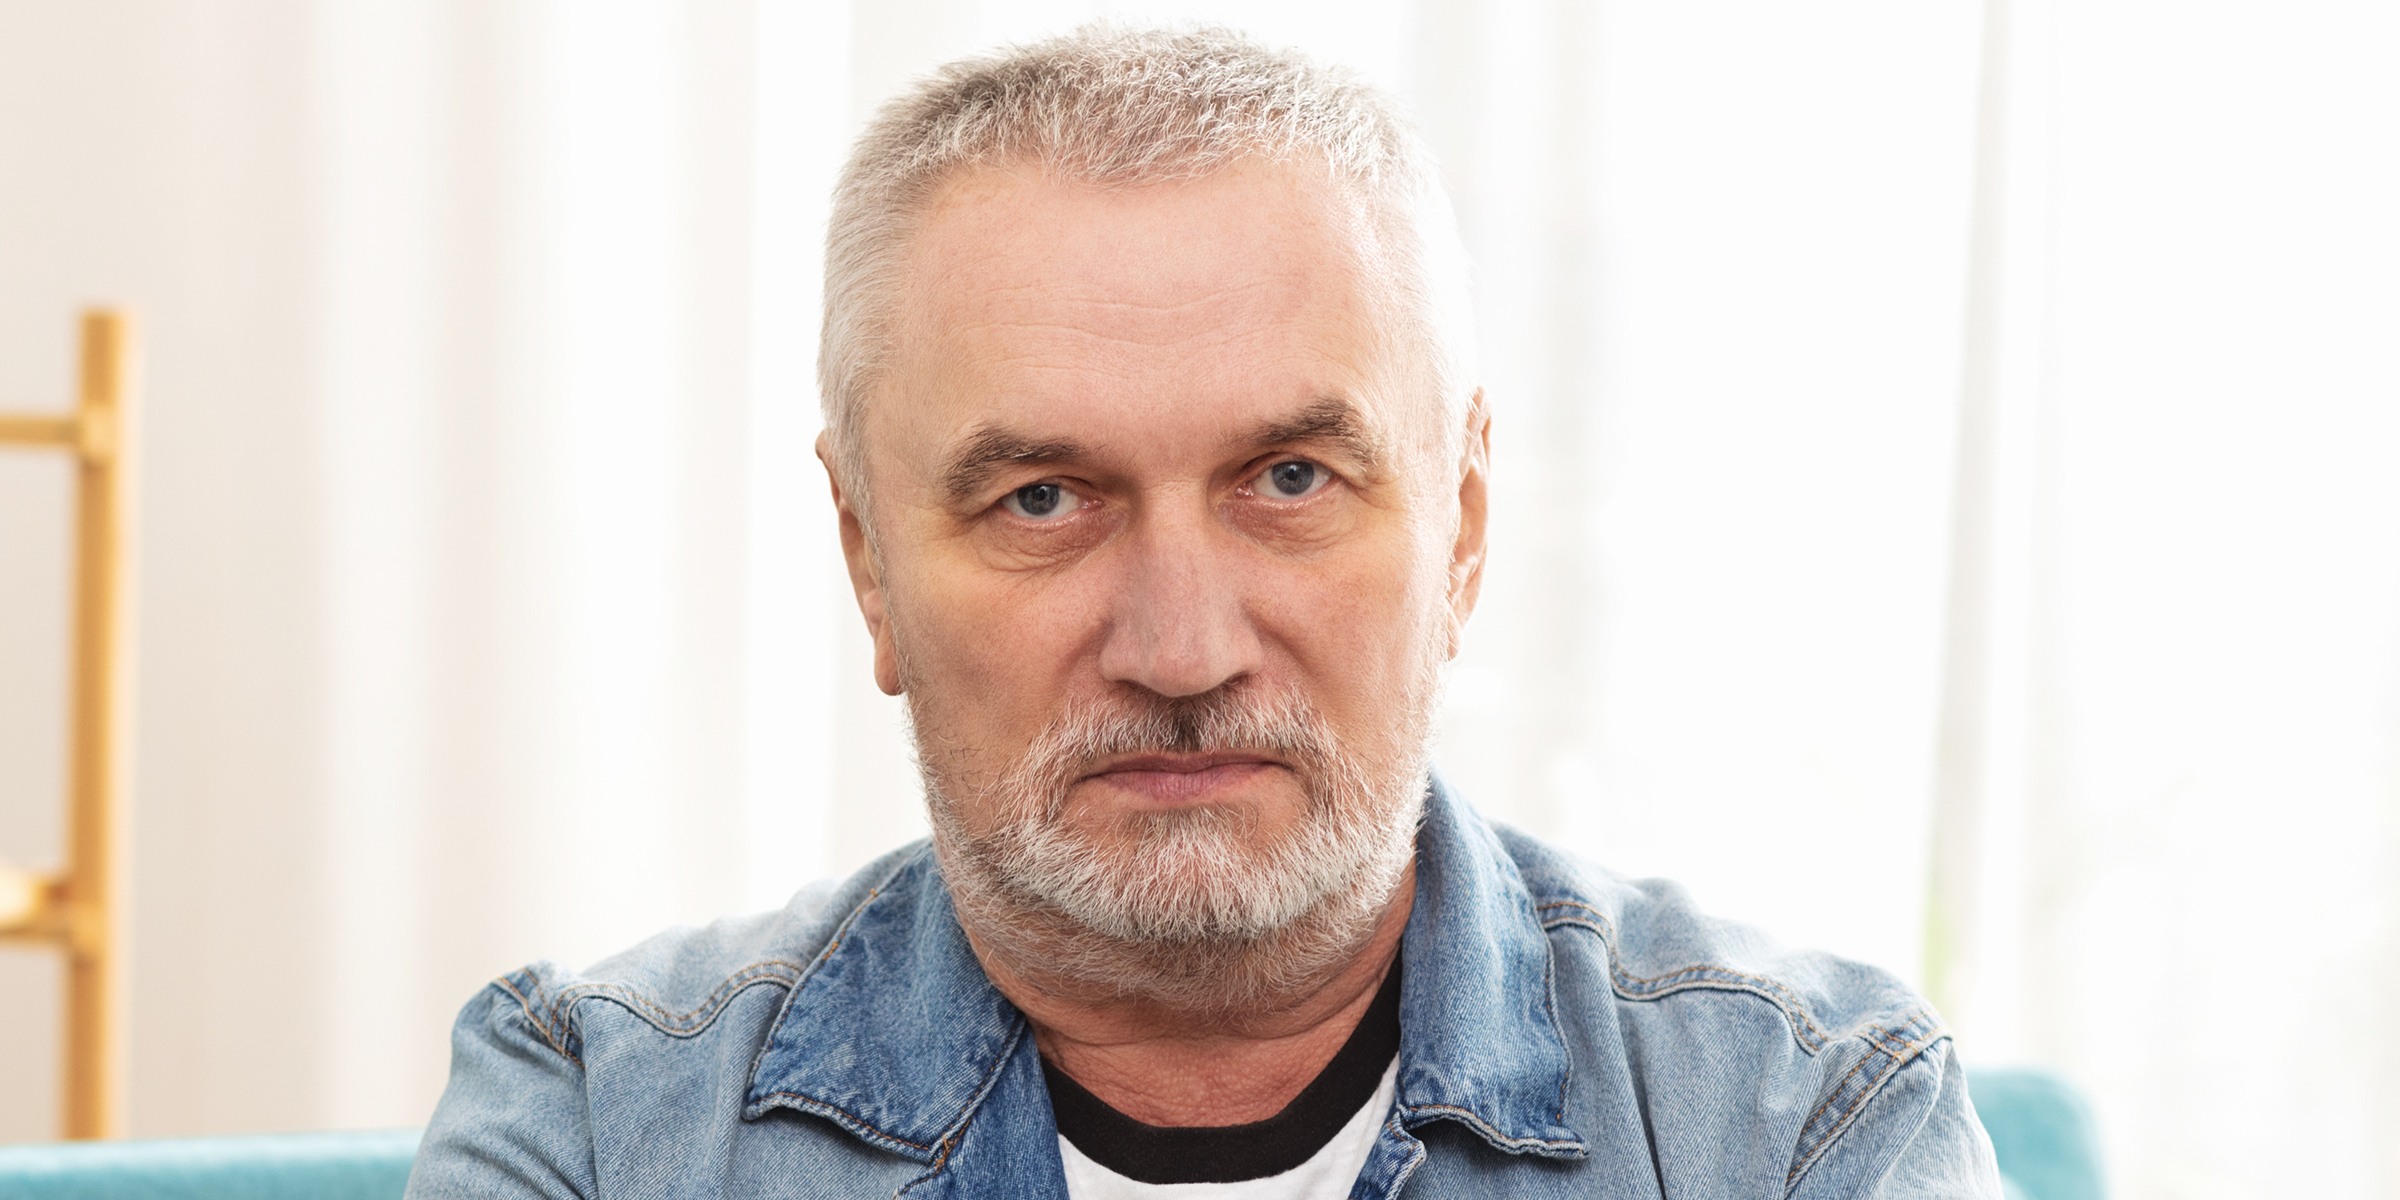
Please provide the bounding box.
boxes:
[1258,527,1451,693]
[885,552,1102,726]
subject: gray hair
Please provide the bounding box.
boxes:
[817,24,1478,499]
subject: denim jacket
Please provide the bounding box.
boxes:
[409,778,2000,1198]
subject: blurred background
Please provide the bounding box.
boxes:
[1,0,2394,1195]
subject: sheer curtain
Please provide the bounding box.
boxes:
[0,1,2393,1195]
[1931,2,2400,1193]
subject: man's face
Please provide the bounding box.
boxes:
[829,161,1487,959]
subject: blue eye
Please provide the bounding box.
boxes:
[1002,481,1080,520]
[1258,460,1325,498]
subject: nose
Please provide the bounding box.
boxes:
[1095,507,1262,698]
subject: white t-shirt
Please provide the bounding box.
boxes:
[1057,1058,1398,1200]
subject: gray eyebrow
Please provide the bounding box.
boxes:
[939,427,1089,505]
[936,395,1391,506]
[1248,396,1391,475]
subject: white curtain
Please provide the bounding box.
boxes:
[0,2,2394,1195]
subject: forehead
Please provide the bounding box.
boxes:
[872,162,1412,466]
[902,159,1387,316]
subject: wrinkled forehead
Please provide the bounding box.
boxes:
[868,161,1439,469]
[908,162,1398,342]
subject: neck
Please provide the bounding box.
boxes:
[960,859,1414,1127]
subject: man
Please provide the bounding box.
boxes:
[410,25,2000,1199]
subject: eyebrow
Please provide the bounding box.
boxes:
[1250,396,1391,477]
[939,428,1090,505]
[935,395,1392,506]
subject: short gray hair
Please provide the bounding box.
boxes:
[818,24,1477,495]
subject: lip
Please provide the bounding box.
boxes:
[1083,751,1283,777]
[1080,752,1287,805]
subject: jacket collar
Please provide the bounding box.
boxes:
[742,845,1028,1163]
[743,775,1584,1165]
[1393,775,1586,1157]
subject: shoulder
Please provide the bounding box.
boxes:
[1486,822,1981,1192]
[1492,821,1935,1053]
[473,841,934,1062]
[413,845,945,1199]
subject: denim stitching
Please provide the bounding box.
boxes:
[1540,939,1573,1124]
[1537,901,1836,1052]
[493,973,580,1066]
[1397,1104,1584,1153]
[791,881,892,992]
[1783,1015,1941,1192]
[1782,1009,1947,1196]
[737,850,942,1154]
[784,843,936,1001]
[748,1091,937,1156]
[493,850,932,1076]
[551,962,807,1039]
[738,873,900,1105]
[1375,1112,1430,1199]
[494,964,809,1069]
[893,1016,1032,1196]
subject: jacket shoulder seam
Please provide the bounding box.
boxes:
[491,972,581,1065]
[1782,1010,1950,1196]
[485,849,933,1070]
[1536,900,1838,1052]
[495,959,808,1061]
[554,959,808,1039]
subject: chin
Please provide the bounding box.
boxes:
[912,667,1437,1005]
[935,795,1415,1015]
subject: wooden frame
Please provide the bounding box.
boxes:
[0,310,136,1140]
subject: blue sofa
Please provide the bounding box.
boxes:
[1971,1068,2107,1200]
[0,1128,421,1199]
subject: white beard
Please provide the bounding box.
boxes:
[918,677,1431,1015]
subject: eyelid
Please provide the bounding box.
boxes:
[1252,446,1348,474]
[1247,456,1335,500]
[997,478,1087,521]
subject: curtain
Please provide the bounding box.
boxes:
[0,1,2393,1194]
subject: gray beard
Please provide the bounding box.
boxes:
[918,680,1429,1018]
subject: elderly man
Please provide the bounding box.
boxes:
[411,26,1999,1200]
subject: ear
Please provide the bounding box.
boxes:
[818,431,905,696]
[1444,389,1492,658]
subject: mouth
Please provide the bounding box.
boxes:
[1080,752,1287,805]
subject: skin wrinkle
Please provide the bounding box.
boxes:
[940,430,1091,506]
[864,156,1406,420]
[938,397,1392,511]
[973,275,1288,319]
[822,159,1490,1128]
[941,302,1367,368]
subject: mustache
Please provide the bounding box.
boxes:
[1023,683,1342,797]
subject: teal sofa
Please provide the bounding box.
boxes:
[0,1128,420,1199]
[0,1068,2101,1198]
[1971,1067,2107,1200]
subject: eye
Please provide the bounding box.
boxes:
[1000,481,1083,521]
[1253,459,1329,500]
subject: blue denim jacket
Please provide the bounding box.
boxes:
[409,779,2000,1198]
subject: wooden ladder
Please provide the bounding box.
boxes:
[0,310,136,1140]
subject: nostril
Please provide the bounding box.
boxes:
[1097,593,1261,700]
